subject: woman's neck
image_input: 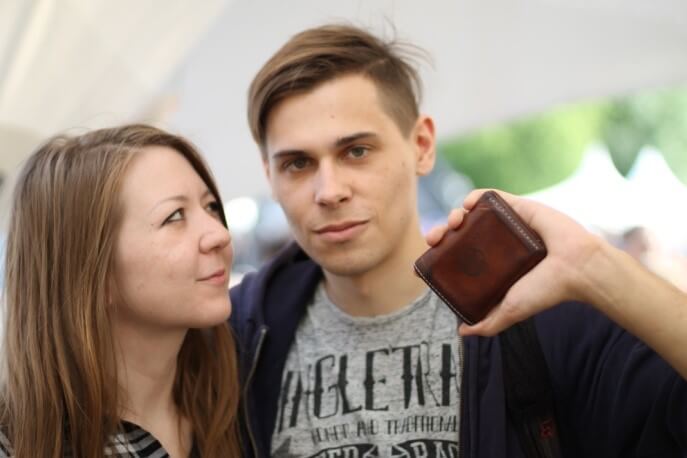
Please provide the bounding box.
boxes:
[113,318,192,456]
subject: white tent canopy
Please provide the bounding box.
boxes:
[0,0,229,224]
[526,145,687,251]
[1,0,687,218]
[167,0,687,200]
[0,0,228,137]
[626,148,687,250]
[525,145,640,233]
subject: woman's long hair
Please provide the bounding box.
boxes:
[0,124,241,457]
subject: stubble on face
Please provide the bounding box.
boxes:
[265,75,426,279]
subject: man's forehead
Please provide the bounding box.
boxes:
[264,90,395,158]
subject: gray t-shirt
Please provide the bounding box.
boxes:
[271,283,462,458]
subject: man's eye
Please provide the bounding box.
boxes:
[284,157,310,171]
[163,209,184,225]
[348,146,369,159]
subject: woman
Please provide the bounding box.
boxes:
[0,125,241,457]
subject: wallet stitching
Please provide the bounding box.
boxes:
[413,264,473,325]
[487,194,543,251]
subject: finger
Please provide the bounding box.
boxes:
[462,189,490,210]
[425,224,449,246]
[464,188,521,209]
[459,314,512,337]
[457,298,526,337]
[464,189,543,231]
[459,271,559,337]
[447,208,466,229]
[458,312,505,337]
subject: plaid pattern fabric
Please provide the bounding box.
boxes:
[0,421,199,457]
[0,429,10,458]
[104,421,169,457]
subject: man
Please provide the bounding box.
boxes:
[230,24,687,457]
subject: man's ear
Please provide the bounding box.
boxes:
[412,115,436,176]
[262,156,271,181]
[262,156,280,200]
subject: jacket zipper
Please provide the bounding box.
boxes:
[243,325,268,457]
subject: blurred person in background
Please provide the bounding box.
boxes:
[621,226,653,263]
[229,23,687,457]
[621,226,687,291]
[0,125,240,457]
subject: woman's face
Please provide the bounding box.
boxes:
[112,146,232,331]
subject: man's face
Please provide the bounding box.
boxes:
[263,74,435,276]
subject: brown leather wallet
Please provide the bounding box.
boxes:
[414,191,547,325]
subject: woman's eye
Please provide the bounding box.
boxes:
[163,209,184,225]
[206,201,222,216]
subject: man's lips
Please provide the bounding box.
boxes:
[313,220,368,242]
[314,220,367,233]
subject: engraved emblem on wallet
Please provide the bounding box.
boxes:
[456,245,487,277]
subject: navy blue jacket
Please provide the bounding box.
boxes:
[230,243,687,457]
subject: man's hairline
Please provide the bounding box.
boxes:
[258,73,418,161]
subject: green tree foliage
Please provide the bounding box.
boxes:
[602,86,687,184]
[599,99,651,175]
[441,85,687,192]
[440,103,606,194]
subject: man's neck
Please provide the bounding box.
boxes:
[323,231,429,317]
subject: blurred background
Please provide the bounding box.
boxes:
[1,0,686,290]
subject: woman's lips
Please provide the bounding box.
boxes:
[198,268,228,285]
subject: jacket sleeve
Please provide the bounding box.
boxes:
[535,301,687,457]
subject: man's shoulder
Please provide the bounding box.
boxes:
[230,242,322,326]
[534,301,618,350]
[533,300,659,382]
[535,301,614,340]
[232,242,320,293]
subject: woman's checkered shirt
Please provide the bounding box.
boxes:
[0,421,200,457]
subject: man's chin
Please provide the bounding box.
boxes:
[322,253,385,278]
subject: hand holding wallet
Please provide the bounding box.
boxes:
[414,191,547,325]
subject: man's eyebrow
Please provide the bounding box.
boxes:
[271,149,307,160]
[334,132,378,148]
[270,132,378,160]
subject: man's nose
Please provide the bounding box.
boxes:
[313,162,352,207]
